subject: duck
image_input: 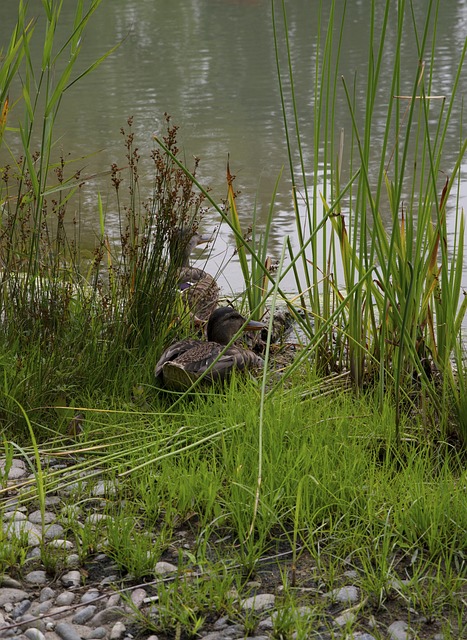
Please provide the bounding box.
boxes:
[155,306,266,391]
[170,228,220,323]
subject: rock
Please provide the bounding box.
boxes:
[11,599,31,619]
[80,589,101,604]
[4,521,42,545]
[44,524,65,540]
[25,571,47,586]
[129,588,146,609]
[109,621,126,639]
[0,458,27,479]
[0,575,23,588]
[92,480,117,497]
[324,585,359,604]
[24,629,46,640]
[39,587,56,601]
[3,511,27,521]
[31,599,53,615]
[72,605,97,624]
[61,571,81,588]
[153,561,177,575]
[85,514,107,526]
[28,511,56,525]
[0,588,30,606]
[89,606,126,627]
[334,610,357,627]
[106,594,121,608]
[55,592,76,606]
[55,622,82,640]
[48,539,74,550]
[16,613,46,632]
[388,620,412,640]
[66,554,81,568]
[240,593,276,611]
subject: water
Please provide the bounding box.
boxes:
[1,0,467,294]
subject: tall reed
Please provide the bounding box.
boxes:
[271,0,467,442]
[0,4,208,436]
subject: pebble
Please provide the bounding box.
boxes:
[81,590,101,604]
[55,622,83,640]
[324,585,360,603]
[109,620,126,639]
[0,575,24,589]
[89,606,126,627]
[28,510,56,525]
[39,587,56,601]
[61,571,81,588]
[388,620,412,640]
[0,588,29,606]
[44,523,65,539]
[241,593,276,611]
[0,458,27,479]
[72,605,97,624]
[4,521,42,545]
[48,539,74,550]
[334,610,357,627]
[129,588,147,609]
[24,629,46,640]
[11,600,31,619]
[25,571,47,585]
[153,561,177,575]
[55,592,76,606]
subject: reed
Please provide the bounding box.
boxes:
[270,0,467,442]
[0,4,207,437]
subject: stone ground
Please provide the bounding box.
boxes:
[1,455,465,640]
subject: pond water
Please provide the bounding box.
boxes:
[1,0,467,295]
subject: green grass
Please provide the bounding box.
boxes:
[1,377,465,637]
[0,1,466,638]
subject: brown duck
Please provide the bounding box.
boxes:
[155,306,266,391]
[171,229,220,323]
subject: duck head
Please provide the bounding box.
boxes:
[207,307,266,345]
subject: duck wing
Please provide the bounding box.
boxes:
[156,341,264,391]
[175,343,264,382]
[155,338,203,380]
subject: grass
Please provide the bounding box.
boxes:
[1,380,466,637]
[0,0,466,639]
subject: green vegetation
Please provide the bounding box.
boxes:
[0,1,466,638]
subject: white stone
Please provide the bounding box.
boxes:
[5,520,42,545]
[0,458,27,479]
[240,593,276,611]
[388,620,411,640]
[48,539,74,550]
[25,570,48,585]
[0,587,30,606]
[324,585,359,604]
[61,570,81,588]
[334,610,357,627]
[153,561,177,575]
[28,510,56,525]
[109,621,126,639]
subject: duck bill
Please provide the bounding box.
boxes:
[245,319,267,331]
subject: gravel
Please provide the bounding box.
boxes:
[0,456,459,640]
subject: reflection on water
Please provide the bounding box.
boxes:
[1,0,466,292]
